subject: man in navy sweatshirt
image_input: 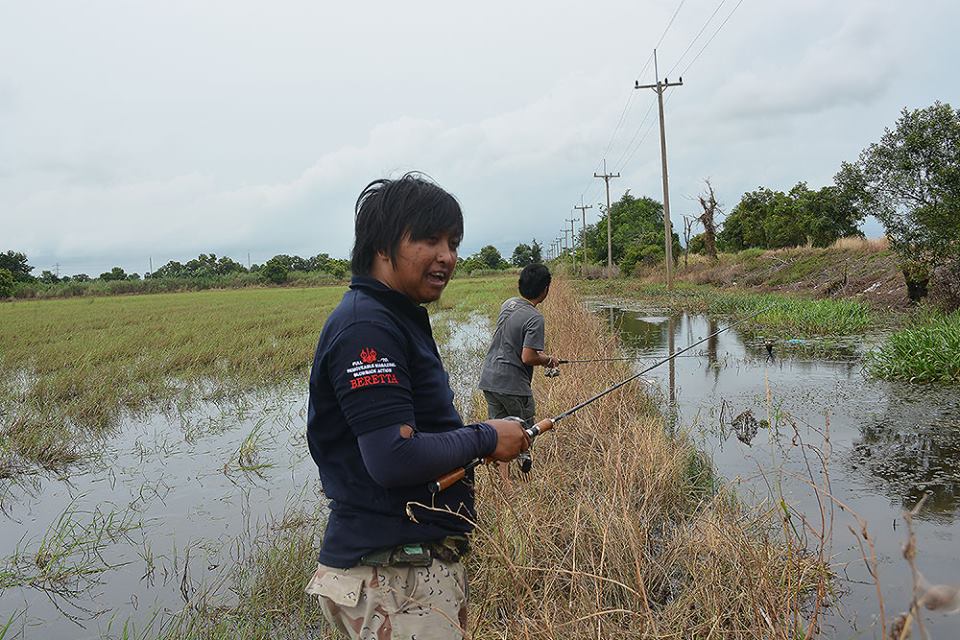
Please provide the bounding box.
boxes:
[305,173,529,639]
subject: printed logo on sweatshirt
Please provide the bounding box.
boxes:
[346,349,399,390]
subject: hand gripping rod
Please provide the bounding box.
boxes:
[428,306,772,494]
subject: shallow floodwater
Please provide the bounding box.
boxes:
[591,302,960,638]
[0,311,483,639]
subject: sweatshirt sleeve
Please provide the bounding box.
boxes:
[356,422,499,488]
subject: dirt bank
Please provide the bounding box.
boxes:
[636,238,911,309]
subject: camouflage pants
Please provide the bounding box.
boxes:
[305,559,469,639]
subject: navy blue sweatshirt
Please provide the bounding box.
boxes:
[307,276,498,568]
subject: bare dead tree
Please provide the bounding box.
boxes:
[681,215,697,269]
[697,179,721,262]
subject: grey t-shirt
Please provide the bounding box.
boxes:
[478,297,545,396]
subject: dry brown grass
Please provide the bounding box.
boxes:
[464,278,827,639]
[829,236,890,252]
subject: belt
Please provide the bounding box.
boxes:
[360,536,470,567]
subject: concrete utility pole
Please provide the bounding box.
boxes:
[594,159,620,276]
[635,48,683,290]
[567,215,578,272]
[574,198,593,271]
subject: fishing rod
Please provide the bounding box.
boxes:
[557,355,704,364]
[545,354,700,377]
[428,305,773,494]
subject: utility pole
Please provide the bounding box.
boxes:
[567,215,578,273]
[635,48,683,290]
[574,198,593,271]
[149,257,153,275]
[594,159,620,277]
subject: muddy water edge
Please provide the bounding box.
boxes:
[587,301,960,637]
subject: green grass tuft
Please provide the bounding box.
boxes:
[866,310,960,383]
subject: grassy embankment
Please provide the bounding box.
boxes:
[651,237,905,307]
[458,278,826,638]
[577,278,875,338]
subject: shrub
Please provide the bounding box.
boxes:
[0,268,14,298]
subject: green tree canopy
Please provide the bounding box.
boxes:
[583,193,680,271]
[718,183,863,251]
[0,268,14,298]
[260,256,289,284]
[39,270,60,284]
[835,101,960,298]
[0,251,34,282]
[476,245,509,270]
[99,267,127,281]
[511,240,544,267]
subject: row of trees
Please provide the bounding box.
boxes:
[714,182,862,252]
[456,240,543,274]
[1,241,546,297]
[0,250,352,298]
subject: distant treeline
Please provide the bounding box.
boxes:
[0,251,350,300]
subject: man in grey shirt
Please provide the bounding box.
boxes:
[478,263,559,481]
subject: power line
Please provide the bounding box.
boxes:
[655,0,688,49]
[576,0,685,204]
[665,0,728,78]
[680,0,746,77]
[613,96,657,173]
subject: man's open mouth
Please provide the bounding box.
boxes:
[427,271,448,285]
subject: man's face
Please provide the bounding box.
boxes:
[380,232,459,304]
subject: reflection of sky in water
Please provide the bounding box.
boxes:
[590,302,960,637]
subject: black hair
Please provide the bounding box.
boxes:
[350,173,464,276]
[518,263,551,300]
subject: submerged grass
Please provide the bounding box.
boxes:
[0,501,140,593]
[127,506,329,640]
[866,310,960,383]
[576,279,874,337]
[0,277,520,474]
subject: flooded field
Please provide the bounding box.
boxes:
[590,302,960,637]
[0,309,488,639]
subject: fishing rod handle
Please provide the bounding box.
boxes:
[429,467,467,494]
[428,418,555,494]
[526,417,555,439]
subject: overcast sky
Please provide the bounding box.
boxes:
[2,0,958,277]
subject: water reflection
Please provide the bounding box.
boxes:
[590,301,960,636]
[851,387,960,523]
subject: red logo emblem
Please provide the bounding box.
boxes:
[360,348,378,364]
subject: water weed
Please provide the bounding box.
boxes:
[577,280,874,336]
[867,310,960,383]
